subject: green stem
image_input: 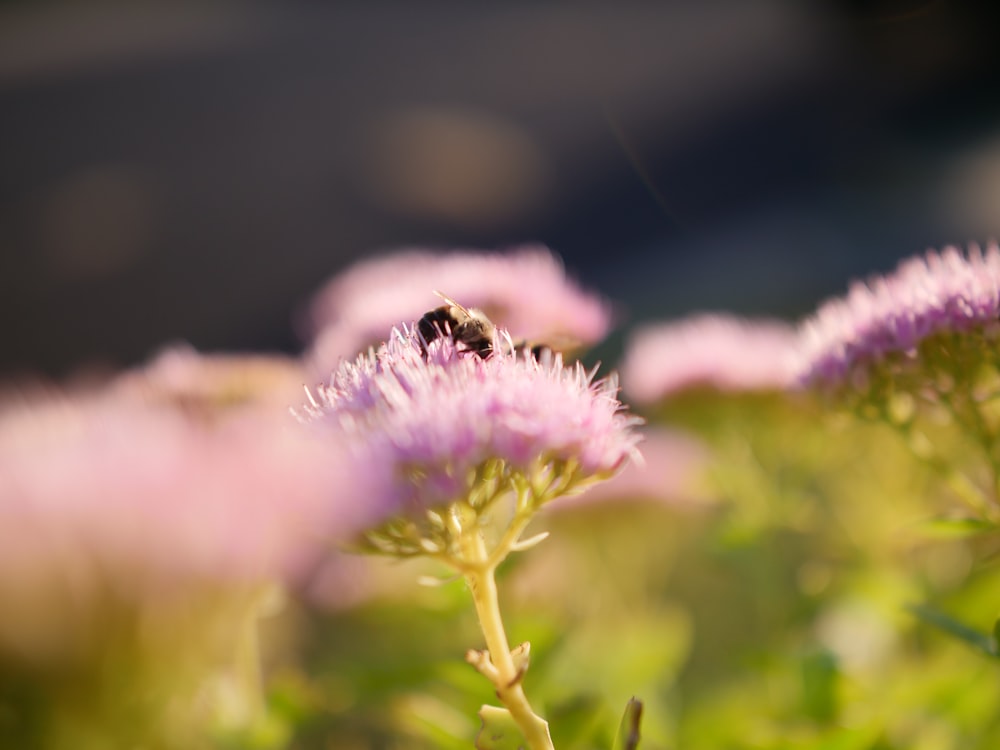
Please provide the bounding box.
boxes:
[460,525,554,750]
[486,510,535,570]
[236,607,263,717]
[881,406,1000,523]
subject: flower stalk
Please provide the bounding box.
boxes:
[455,510,554,750]
[303,321,639,748]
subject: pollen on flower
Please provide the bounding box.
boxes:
[300,324,641,555]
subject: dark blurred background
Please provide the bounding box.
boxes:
[2,1,1000,378]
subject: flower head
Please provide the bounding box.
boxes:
[795,243,1000,389]
[0,393,374,598]
[301,325,640,553]
[113,345,306,415]
[303,245,611,368]
[0,389,383,745]
[620,314,798,405]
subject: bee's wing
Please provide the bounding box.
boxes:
[432,290,471,316]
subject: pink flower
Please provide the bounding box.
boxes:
[0,393,375,598]
[112,345,306,413]
[545,427,712,510]
[302,245,611,369]
[620,314,798,405]
[301,325,640,525]
[795,242,1000,388]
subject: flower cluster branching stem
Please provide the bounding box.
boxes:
[878,402,1000,523]
[444,507,554,750]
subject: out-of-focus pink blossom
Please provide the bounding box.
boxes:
[301,325,640,521]
[795,243,1000,387]
[0,393,377,599]
[302,245,611,369]
[546,427,712,510]
[113,345,306,415]
[621,314,798,405]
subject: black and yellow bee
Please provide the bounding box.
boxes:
[417,292,550,361]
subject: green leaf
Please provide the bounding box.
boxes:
[546,693,605,749]
[612,698,643,750]
[908,603,998,657]
[476,705,525,750]
[801,650,839,723]
[914,516,998,539]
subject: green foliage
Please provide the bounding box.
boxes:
[908,604,999,658]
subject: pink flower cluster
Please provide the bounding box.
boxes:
[301,326,640,517]
[303,245,611,369]
[621,314,798,405]
[0,390,376,602]
[112,345,306,412]
[795,243,1000,387]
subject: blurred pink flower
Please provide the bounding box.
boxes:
[621,314,798,405]
[301,325,640,523]
[546,426,712,510]
[112,344,306,414]
[302,245,611,370]
[0,393,376,599]
[795,242,1000,387]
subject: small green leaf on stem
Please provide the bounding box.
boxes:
[612,697,643,750]
[916,516,998,539]
[909,603,998,657]
[511,642,531,674]
[477,705,527,750]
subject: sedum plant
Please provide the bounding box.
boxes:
[299,325,640,749]
[796,243,1000,524]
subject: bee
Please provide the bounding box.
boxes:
[418,292,497,359]
[417,291,552,361]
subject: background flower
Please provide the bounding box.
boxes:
[544,426,712,511]
[795,242,1000,389]
[302,245,611,370]
[112,344,307,415]
[0,385,386,748]
[0,390,377,650]
[620,313,798,406]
